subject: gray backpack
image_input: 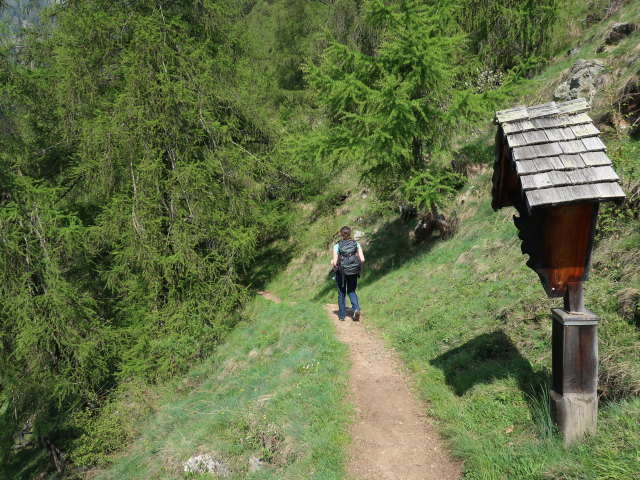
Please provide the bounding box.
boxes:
[338,240,361,276]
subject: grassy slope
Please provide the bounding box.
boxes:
[264,168,639,480]
[97,299,350,479]
[88,3,640,479]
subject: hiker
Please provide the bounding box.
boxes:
[332,226,365,321]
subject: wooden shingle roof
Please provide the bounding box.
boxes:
[492,98,625,211]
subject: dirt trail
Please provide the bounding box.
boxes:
[256,291,461,479]
[257,291,283,303]
[324,304,462,480]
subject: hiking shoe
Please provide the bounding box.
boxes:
[338,317,345,322]
[353,309,361,321]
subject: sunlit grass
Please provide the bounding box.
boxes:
[98,300,350,479]
[268,167,639,479]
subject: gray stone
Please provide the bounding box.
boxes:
[554,83,571,102]
[605,22,637,44]
[248,454,264,473]
[554,59,605,102]
[183,453,230,477]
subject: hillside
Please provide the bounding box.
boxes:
[2,0,639,478]
[87,172,639,479]
[95,16,639,479]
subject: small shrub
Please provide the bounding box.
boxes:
[67,381,159,468]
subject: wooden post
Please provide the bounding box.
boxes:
[550,306,600,446]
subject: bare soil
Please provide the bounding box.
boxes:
[324,304,462,480]
[257,291,283,303]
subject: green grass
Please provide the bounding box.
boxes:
[95,299,350,479]
[264,169,640,480]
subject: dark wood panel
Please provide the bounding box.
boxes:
[552,316,599,395]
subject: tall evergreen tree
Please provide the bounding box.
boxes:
[1,0,285,469]
[304,0,466,220]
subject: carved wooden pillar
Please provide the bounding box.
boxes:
[550,304,600,446]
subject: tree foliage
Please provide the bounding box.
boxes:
[456,0,561,72]
[305,0,466,198]
[0,0,293,468]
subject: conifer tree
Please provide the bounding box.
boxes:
[0,0,284,468]
[305,0,466,229]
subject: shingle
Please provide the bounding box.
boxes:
[582,136,607,151]
[559,140,587,154]
[526,181,624,209]
[553,166,617,186]
[507,133,527,147]
[548,156,564,170]
[581,151,611,166]
[521,170,568,190]
[558,186,570,203]
[528,102,559,118]
[557,98,590,114]
[536,172,554,189]
[502,123,517,135]
[549,170,571,186]
[513,145,538,160]
[591,165,619,182]
[514,159,538,174]
[562,112,593,126]
[595,182,625,199]
[571,184,595,201]
[526,189,553,208]
[535,142,564,157]
[506,120,536,133]
[520,174,538,190]
[570,123,600,138]
[569,168,588,184]
[560,154,586,169]
[523,130,549,145]
[495,106,529,124]
[532,117,560,129]
[533,157,557,172]
[544,127,576,142]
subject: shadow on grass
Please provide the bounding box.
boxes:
[313,216,440,301]
[431,330,552,426]
[242,240,296,291]
[3,447,50,480]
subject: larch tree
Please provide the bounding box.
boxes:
[0,0,284,469]
[304,0,468,235]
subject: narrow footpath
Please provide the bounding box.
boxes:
[258,291,461,479]
[323,304,462,480]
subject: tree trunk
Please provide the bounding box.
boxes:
[410,204,458,243]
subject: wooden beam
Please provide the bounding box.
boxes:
[551,308,600,446]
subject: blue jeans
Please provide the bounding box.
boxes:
[335,272,360,319]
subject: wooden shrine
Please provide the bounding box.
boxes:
[491,98,625,445]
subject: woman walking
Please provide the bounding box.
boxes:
[332,226,365,321]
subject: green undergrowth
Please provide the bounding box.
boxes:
[265,168,640,479]
[94,299,350,480]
